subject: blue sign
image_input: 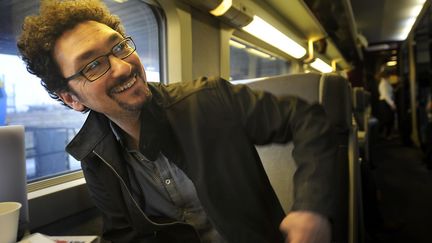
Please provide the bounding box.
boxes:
[0,79,6,125]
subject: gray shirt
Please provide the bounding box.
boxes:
[111,122,226,243]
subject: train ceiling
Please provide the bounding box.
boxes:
[351,0,427,45]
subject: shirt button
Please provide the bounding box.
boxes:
[165,179,171,185]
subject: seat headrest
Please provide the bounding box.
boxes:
[352,87,371,112]
[245,73,352,130]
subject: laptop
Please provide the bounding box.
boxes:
[0,125,29,232]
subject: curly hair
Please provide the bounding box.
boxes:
[17,0,126,107]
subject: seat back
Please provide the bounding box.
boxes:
[352,87,378,166]
[245,73,361,243]
[353,87,368,131]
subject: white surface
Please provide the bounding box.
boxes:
[0,202,21,243]
[18,233,55,243]
[18,233,99,243]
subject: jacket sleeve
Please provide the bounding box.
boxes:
[215,78,337,219]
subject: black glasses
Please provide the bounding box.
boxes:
[64,36,136,82]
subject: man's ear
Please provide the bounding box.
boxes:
[57,91,86,112]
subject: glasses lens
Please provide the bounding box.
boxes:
[80,38,135,82]
[82,56,110,81]
[113,38,136,59]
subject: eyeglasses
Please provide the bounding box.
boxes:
[64,36,136,82]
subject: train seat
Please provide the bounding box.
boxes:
[352,87,378,166]
[245,72,363,243]
[353,87,371,132]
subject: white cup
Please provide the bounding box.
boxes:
[0,202,22,243]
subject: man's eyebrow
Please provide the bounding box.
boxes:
[75,33,123,63]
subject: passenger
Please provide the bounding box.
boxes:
[377,68,397,139]
[17,1,337,242]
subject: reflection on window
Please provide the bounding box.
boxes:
[0,0,162,182]
[229,39,292,81]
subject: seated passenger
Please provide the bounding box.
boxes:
[17,1,337,242]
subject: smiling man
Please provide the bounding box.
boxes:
[54,21,152,147]
[18,1,336,243]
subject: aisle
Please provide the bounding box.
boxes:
[367,135,432,243]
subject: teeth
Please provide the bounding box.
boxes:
[112,75,137,93]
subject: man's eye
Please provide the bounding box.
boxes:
[86,60,101,71]
[113,42,127,53]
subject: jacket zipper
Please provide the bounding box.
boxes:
[92,150,201,241]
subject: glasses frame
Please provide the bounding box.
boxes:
[64,36,136,82]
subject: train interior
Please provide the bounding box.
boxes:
[0,0,432,242]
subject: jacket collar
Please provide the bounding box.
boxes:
[65,83,178,163]
[66,110,110,161]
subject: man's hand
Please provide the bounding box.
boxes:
[279,211,331,243]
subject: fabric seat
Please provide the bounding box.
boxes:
[352,87,378,167]
[244,73,363,243]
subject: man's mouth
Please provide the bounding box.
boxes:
[111,74,138,93]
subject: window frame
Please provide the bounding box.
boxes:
[228,36,297,81]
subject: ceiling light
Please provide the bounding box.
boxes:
[399,17,416,40]
[209,0,232,16]
[242,16,306,59]
[310,58,333,73]
[386,61,397,66]
[397,1,427,40]
[365,44,391,52]
[409,4,424,17]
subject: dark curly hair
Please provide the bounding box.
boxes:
[17,0,126,107]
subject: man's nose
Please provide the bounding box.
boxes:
[108,55,132,77]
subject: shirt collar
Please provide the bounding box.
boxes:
[109,121,127,147]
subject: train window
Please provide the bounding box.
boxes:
[0,0,163,184]
[229,39,292,80]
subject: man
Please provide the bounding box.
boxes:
[18,1,336,242]
[377,68,396,139]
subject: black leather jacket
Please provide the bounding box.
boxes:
[66,77,337,243]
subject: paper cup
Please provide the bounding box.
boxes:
[0,202,22,243]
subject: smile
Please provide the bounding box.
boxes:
[112,74,137,93]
